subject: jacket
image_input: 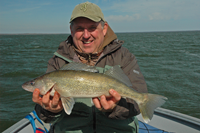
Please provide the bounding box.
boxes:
[35,25,147,133]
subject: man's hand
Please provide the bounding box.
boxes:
[32,88,63,113]
[92,89,121,112]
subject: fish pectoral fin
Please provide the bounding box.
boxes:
[49,88,56,96]
[61,97,75,115]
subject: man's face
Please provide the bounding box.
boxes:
[70,17,108,54]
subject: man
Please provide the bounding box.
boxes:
[32,2,147,133]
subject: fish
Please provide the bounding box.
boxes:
[22,62,167,123]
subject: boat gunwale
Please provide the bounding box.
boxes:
[153,107,200,131]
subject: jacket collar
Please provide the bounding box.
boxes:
[56,24,122,66]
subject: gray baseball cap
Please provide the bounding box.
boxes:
[70,2,105,22]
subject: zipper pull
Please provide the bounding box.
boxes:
[88,54,91,62]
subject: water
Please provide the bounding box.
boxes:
[0,31,200,132]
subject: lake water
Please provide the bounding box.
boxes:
[0,31,200,132]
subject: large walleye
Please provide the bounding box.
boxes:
[22,62,167,123]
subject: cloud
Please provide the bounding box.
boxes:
[0,1,52,14]
[148,12,171,20]
[103,0,200,21]
[15,7,40,12]
[105,14,140,22]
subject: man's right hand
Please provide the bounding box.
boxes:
[32,88,63,113]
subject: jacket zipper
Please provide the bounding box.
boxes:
[88,54,91,64]
[92,106,96,133]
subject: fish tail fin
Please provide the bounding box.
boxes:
[138,94,167,123]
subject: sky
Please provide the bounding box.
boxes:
[0,0,200,34]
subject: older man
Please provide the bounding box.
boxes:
[32,2,147,133]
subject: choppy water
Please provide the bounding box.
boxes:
[0,31,200,132]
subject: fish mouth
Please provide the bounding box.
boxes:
[22,84,32,92]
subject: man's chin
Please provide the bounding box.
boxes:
[83,49,95,54]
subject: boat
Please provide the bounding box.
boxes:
[3,107,200,133]
[137,107,200,133]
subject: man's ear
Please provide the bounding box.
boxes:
[103,22,108,36]
[70,25,73,37]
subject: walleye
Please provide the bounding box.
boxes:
[22,62,167,123]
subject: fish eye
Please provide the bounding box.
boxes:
[30,81,35,86]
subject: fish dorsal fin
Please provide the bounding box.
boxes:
[61,97,75,115]
[104,66,132,87]
[60,62,99,73]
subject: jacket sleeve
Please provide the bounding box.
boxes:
[46,55,67,73]
[105,47,148,119]
[35,104,63,123]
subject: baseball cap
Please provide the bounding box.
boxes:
[70,1,105,23]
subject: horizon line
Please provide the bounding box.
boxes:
[0,30,200,35]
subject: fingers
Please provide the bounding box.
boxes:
[42,91,50,108]
[49,92,63,113]
[95,89,121,112]
[92,97,102,110]
[99,95,111,111]
[109,89,121,102]
[51,92,60,108]
[32,88,42,105]
[32,88,63,113]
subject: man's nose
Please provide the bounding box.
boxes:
[83,29,90,39]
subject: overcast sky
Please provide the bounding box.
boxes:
[0,0,200,34]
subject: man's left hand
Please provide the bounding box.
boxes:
[92,89,121,112]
